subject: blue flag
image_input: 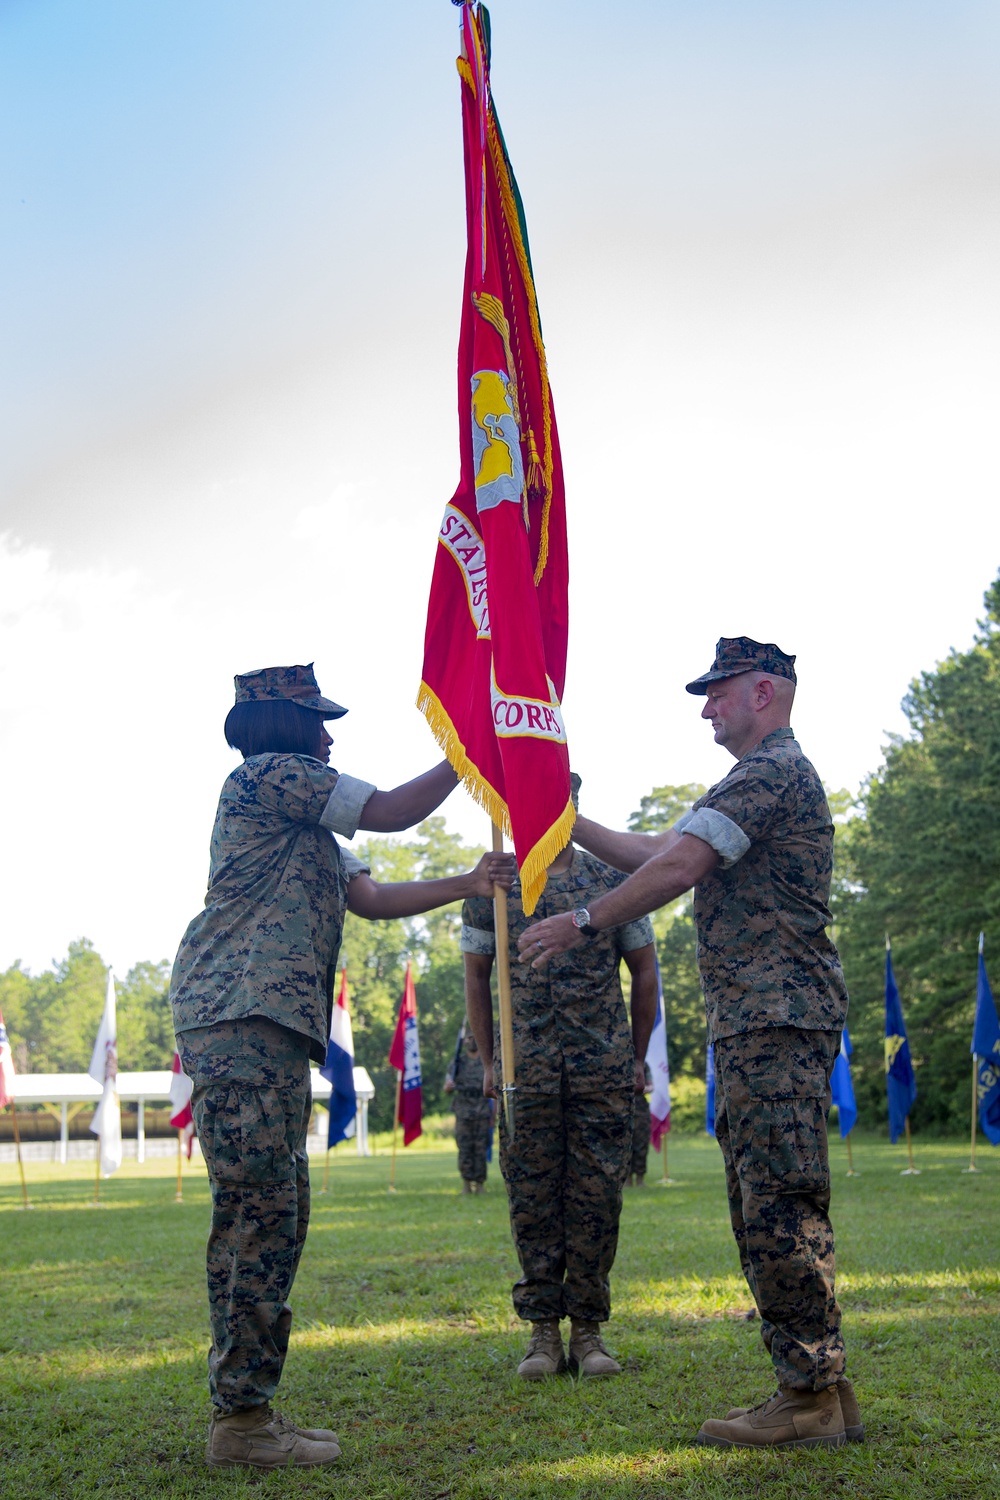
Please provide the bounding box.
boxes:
[705,1042,716,1136]
[884,943,917,1144]
[320,968,357,1148]
[973,936,1000,1147]
[830,1026,857,1139]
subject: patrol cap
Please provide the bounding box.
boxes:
[685,637,797,695]
[234,663,347,718]
[569,771,582,812]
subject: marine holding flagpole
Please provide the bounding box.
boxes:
[168,665,511,1471]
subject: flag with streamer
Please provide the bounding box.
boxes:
[388,962,423,1146]
[973,935,1000,1146]
[884,942,917,1145]
[169,1052,196,1158]
[645,962,671,1149]
[321,966,358,1148]
[418,1,572,914]
[830,1026,857,1139]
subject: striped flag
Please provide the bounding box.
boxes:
[0,1009,16,1111]
[321,966,357,1148]
[169,1052,195,1158]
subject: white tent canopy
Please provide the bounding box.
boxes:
[11,1066,375,1162]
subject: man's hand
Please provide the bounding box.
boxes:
[468,852,516,898]
[517,912,585,969]
[634,1060,647,1094]
[482,1061,497,1099]
[443,1078,455,1095]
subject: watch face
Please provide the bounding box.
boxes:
[572,908,590,929]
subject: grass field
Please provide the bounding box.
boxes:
[1,1132,998,1499]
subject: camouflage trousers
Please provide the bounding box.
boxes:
[178,1018,312,1414]
[630,1092,651,1177]
[499,1089,634,1324]
[713,1026,845,1391]
[454,1094,491,1184]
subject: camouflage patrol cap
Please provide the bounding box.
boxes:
[685,637,797,695]
[234,663,347,718]
[569,772,582,812]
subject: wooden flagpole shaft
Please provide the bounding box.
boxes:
[491,822,517,1140]
[659,1134,675,1186]
[846,1132,857,1176]
[389,1071,402,1192]
[901,1115,920,1174]
[175,1129,184,1201]
[94,1138,101,1203]
[9,1100,31,1210]
[322,1145,331,1194]
[965,1056,980,1172]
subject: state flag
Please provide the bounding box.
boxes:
[884,941,917,1145]
[88,968,123,1177]
[169,1051,195,1158]
[388,962,422,1146]
[321,966,357,1148]
[645,963,671,1149]
[973,935,1000,1146]
[830,1026,857,1139]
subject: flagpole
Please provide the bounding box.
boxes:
[388,1070,402,1193]
[659,1134,675,1187]
[845,1131,857,1176]
[964,1056,980,1173]
[94,1137,101,1204]
[322,1145,331,1194]
[491,822,517,1140]
[901,1115,920,1175]
[175,1128,184,1201]
[9,1100,31,1210]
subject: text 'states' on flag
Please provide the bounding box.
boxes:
[418,2,572,914]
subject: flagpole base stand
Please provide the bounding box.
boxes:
[845,1170,859,1177]
[387,1186,398,1194]
[14,1201,34,1210]
[175,1191,184,1202]
[900,1167,922,1175]
[656,1178,677,1187]
[962,1165,980,1173]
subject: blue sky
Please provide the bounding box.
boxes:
[2,0,998,973]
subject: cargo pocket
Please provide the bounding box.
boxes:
[763,1094,829,1196]
[196,1083,289,1187]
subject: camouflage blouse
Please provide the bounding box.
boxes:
[679,728,849,1041]
[461,848,655,1096]
[169,755,374,1063]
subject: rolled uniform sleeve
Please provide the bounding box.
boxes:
[339,849,372,882]
[617,915,656,951]
[674,807,751,869]
[319,773,378,839]
[675,758,790,868]
[461,896,496,957]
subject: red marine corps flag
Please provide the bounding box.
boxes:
[418,1,572,914]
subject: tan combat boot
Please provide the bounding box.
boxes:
[517,1319,567,1379]
[568,1320,622,1378]
[696,1384,845,1449]
[726,1376,863,1442]
[634,1173,646,1188]
[206,1405,342,1468]
[462,1179,473,1195]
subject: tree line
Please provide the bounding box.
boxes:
[3,572,998,1136]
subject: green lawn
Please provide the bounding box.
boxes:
[1,1133,997,1499]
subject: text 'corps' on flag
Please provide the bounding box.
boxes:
[418,2,572,914]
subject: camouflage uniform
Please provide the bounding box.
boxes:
[462,851,655,1324]
[675,725,849,1391]
[446,1033,492,1186]
[170,750,373,1413]
[630,1090,651,1179]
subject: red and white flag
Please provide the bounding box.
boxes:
[169,1051,196,1158]
[418,2,572,914]
[388,961,422,1146]
[0,1009,16,1111]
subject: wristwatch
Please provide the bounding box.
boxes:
[571,907,599,938]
